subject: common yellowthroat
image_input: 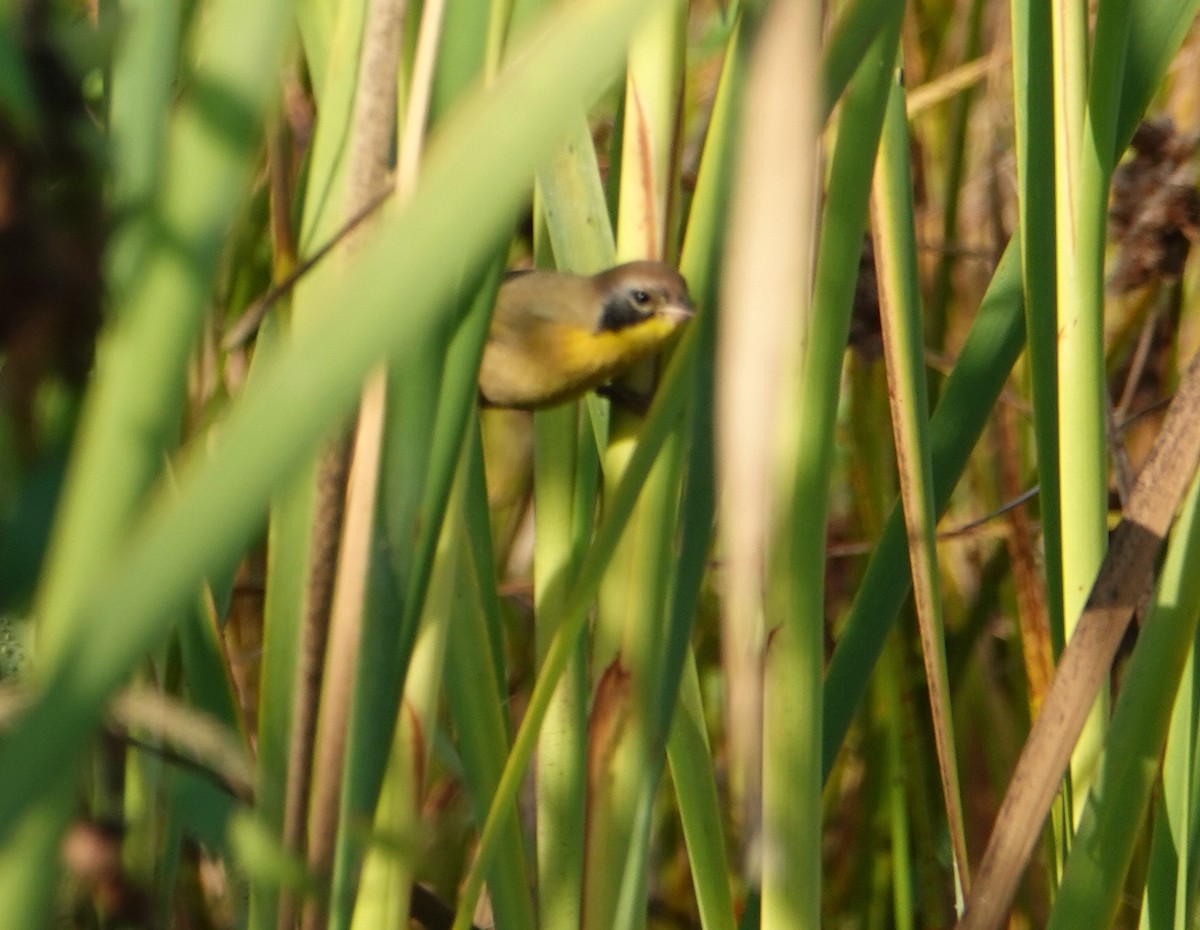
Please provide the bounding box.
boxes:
[479,261,694,409]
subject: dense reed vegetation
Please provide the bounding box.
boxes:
[2,1,1200,928]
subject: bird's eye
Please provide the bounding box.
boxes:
[631,289,652,306]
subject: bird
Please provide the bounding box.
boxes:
[478,260,694,409]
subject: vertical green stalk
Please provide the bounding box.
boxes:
[758,4,896,927]
[927,0,984,359]
[531,396,590,930]
[611,0,686,266]
[665,654,737,930]
[347,461,465,930]
[1009,0,1062,660]
[585,3,688,929]
[442,437,537,930]
[612,14,742,928]
[820,0,891,123]
[880,636,915,930]
[263,0,372,923]
[872,70,970,902]
[294,0,370,255]
[1049,0,1095,627]
[251,309,317,930]
[1050,0,1106,826]
[1054,0,1135,829]
[532,112,616,930]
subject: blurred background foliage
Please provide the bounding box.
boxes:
[1,0,1200,928]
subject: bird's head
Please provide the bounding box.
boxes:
[593,261,695,334]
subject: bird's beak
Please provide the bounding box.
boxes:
[658,299,696,325]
